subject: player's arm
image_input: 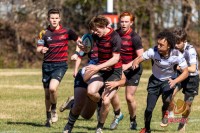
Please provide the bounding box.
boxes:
[123,48,144,71]
[36,32,48,54]
[71,45,81,61]
[85,52,120,74]
[98,52,120,70]
[188,64,196,73]
[132,56,144,70]
[168,67,188,88]
[73,56,82,78]
[105,72,126,90]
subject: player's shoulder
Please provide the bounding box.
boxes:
[171,49,181,57]
[185,42,195,51]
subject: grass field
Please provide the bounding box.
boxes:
[0,69,199,133]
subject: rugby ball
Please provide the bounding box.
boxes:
[81,33,93,53]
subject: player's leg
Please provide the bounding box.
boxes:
[49,79,60,123]
[49,62,68,123]
[81,97,97,119]
[140,75,161,133]
[178,75,199,131]
[44,88,52,127]
[42,62,52,127]
[160,88,174,127]
[63,69,88,132]
[96,88,118,133]
[124,66,142,130]
[87,74,104,102]
[126,86,138,129]
[110,93,124,130]
[96,68,122,133]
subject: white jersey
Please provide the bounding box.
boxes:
[142,46,188,81]
[182,42,199,76]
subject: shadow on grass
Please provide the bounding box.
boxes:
[7,121,44,127]
[151,128,168,132]
[74,125,110,131]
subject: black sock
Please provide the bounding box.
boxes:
[145,120,150,130]
[97,121,104,129]
[130,115,136,122]
[114,109,120,116]
[67,110,79,127]
[46,111,51,119]
[51,103,56,111]
[97,98,102,108]
[71,103,74,108]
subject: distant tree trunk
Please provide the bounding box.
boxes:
[148,0,155,46]
[182,0,192,31]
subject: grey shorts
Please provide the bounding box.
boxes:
[42,61,68,88]
[123,64,143,86]
[182,75,199,96]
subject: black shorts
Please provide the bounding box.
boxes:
[147,75,174,99]
[181,75,199,96]
[42,61,68,88]
[123,64,143,86]
[97,67,122,82]
[74,69,88,89]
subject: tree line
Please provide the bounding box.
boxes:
[0,0,199,68]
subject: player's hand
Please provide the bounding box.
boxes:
[71,54,78,61]
[85,64,100,74]
[168,78,176,89]
[77,39,86,51]
[122,64,130,71]
[105,81,118,90]
[41,47,49,54]
[73,70,78,78]
[132,60,139,70]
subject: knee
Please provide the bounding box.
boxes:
[102,98,110,107]
[126,95,134,103]
[49,87,56,93]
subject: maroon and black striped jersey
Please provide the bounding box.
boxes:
[116,28,143,64]
[93,28,122,68]
[37,25,78,62]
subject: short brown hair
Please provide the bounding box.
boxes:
[119,11,135,22]
[89,15,109,30]
[173,27,187,43]
[48,8,60,18]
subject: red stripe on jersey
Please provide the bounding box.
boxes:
[39,25,78,62]
[117,28,139,64]
[95,29,122,68]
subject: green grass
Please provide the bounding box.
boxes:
[0,69,200,133]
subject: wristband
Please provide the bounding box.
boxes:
[75,51,80,56]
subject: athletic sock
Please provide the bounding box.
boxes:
[145,120,150,130]
[46,111,51,120]
[51,103,57,111]
[130,115,136,122]
[97,121,104,129]
[114,109,120,116]
[67,110,79,127]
